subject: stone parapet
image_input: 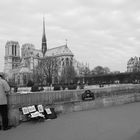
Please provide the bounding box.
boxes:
[7,84,140,126]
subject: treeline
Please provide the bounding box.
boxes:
[76,72,140,85]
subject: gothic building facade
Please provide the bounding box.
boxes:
[127,56,140,72]
[4,19,84,86]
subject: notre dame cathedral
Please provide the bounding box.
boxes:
[4,18,84,86]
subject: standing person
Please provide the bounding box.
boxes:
[0,74,10,130]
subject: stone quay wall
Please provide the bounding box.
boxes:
[7,84,140,126]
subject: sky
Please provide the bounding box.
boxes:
[0,0,140,72]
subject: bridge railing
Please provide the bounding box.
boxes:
[8,84,140,108]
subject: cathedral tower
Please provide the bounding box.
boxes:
[4,41,21,74]
[42,17,47,57]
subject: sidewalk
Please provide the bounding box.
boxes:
[0,102,140,140]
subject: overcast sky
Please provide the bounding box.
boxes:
[0,0,140,72]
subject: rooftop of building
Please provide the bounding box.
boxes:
[45,44,74,57]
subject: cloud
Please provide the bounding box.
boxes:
[0,0,140,72]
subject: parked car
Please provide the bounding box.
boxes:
[82,90,95,101]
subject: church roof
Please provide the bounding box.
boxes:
[45,45,74,57]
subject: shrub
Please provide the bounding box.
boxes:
[79,84,84,89]
[68,84,77,90]
[31,84,40,92]
[54,85,61,90]
[61,85,67,90]
[14,86,18,92]
[27,80,34,87]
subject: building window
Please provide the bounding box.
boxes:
[15,45,16,56]
[12,45,14,55]
[66,58,69,66]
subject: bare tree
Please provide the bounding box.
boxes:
[92,66,110,75]
[60,65,76,85]
[41,56,59,86]
[83,66,91,76]
[33,56,59,86]
[33,60,44,86]
[104,67,110,74]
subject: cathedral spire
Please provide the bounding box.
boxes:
[42,17,47,57]
[65,39,68,46]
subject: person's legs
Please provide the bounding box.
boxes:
[0,106,2,130]
[1,105,9,130]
